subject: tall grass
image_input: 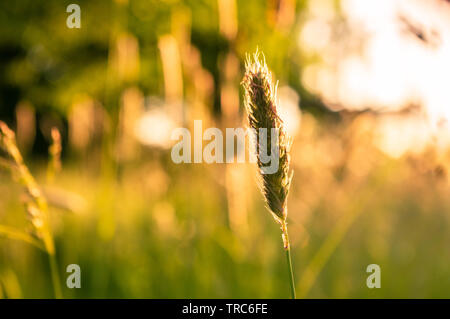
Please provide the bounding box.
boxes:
[242,51,296,299]
[0,121,62,298]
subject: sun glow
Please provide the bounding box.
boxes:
[300,0,450,157]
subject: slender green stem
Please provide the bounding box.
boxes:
[285,247,296,299]
[281,221,296,299]
[43,230,62,299]
[48,252,62,299]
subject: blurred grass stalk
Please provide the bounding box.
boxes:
[0,121,62,298]
[242,52,296,299]
[297,194,368,298]
[0,225,45,250]
[47,127,62,183]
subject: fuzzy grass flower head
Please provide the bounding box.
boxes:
[242,51,293,223]
[242,50,297,299]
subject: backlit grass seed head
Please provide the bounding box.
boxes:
[0,120,62,297]
[1,121,42,199]
[0,121,22,165]
[0,120,50,244]
[242,51,293,223]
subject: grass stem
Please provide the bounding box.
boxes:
[48,252,62,299]
[282,221,296,299]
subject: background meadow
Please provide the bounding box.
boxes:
[2,0,450,298]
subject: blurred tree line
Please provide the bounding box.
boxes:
[0,0,331,157]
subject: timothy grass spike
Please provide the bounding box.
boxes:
[242,51,293,224]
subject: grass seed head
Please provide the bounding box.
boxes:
[242,50,293,223]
